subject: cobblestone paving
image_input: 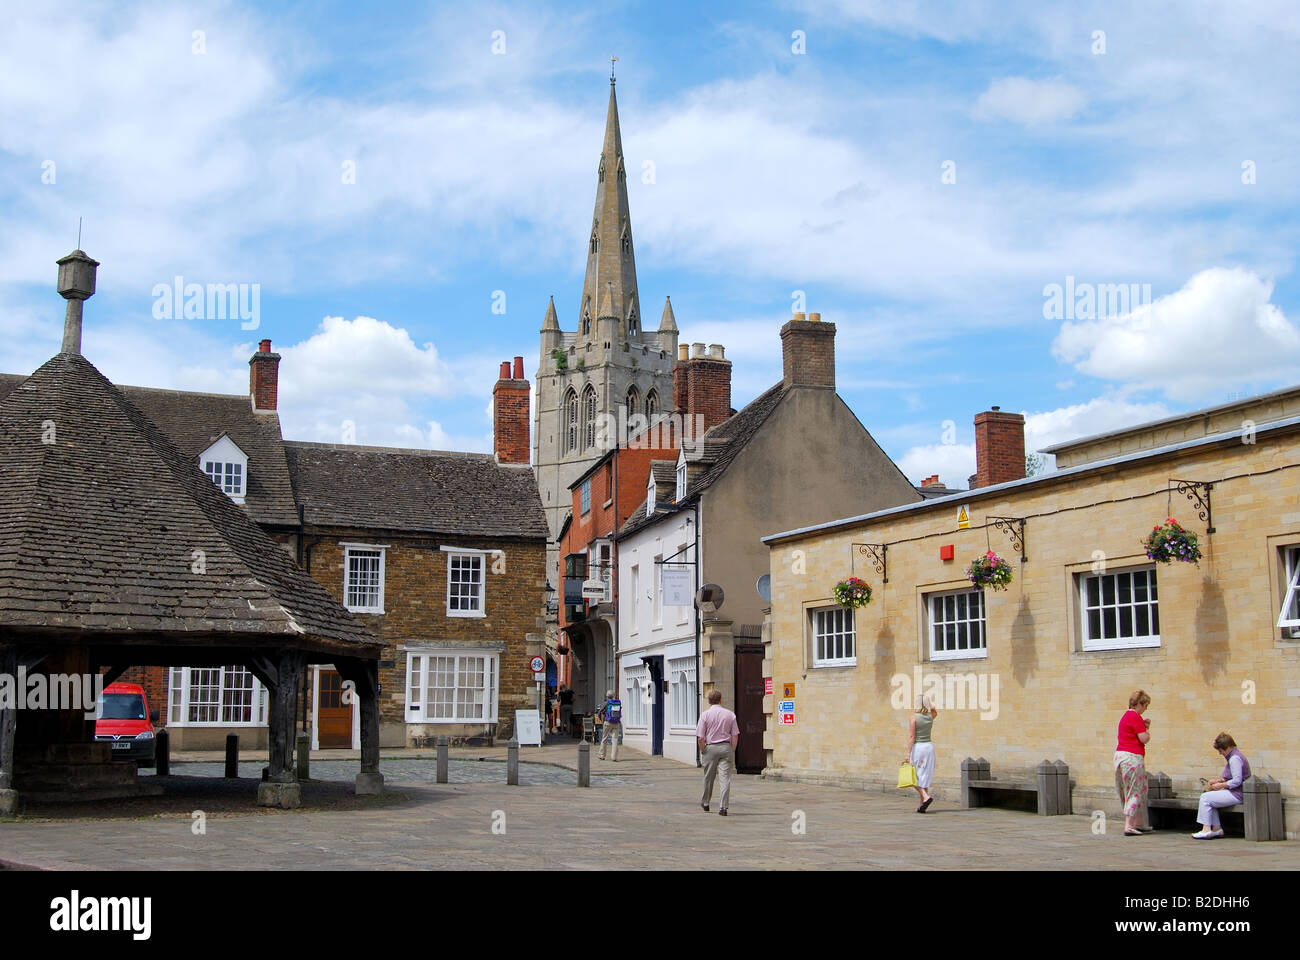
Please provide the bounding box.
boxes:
[145,758,638,787]
[2,746,1295,871]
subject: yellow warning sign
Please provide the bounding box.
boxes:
[782,682,796,699]
[957,504,971,530]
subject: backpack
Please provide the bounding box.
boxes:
[605,699,622,723]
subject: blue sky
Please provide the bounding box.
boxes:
[3,0,1298,484]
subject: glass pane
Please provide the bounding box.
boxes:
[1151,604,1159,635]
[1135,605,1149,636]
[1088,609,1100,639]
[1118,574,1131,604]
[957,621,968,650]
[1102,576,1115,606]
[1103,608,1116,639]
[1134,576,1147,602]
[1086,577,1099,607]
[1119,606,1133,638]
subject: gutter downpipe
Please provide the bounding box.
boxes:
[693,498,701,769]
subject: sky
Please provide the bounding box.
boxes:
[2,0,1298,486]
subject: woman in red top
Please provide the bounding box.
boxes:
[1114,690,1153,836]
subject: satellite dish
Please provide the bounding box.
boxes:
[695,582,725,613]
[756,574,771,603]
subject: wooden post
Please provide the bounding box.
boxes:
[251,652,305,808]
[155,728,170,776]
[224,734,239,778]
[0,645,18,813]
[337,658,383,796]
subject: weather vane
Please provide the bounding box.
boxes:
[610,55,618,79]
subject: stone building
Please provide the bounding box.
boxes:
[614,313,921,768]
[533,77,679,588]
[762,392,1300,837]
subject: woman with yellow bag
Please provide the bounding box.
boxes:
[903,696,938,813]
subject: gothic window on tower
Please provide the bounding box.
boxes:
[590,233,598,255]
[621,229,631,257]
[582,300,592,336]
[583,385,597,450]
[627,312,637,336]
[645,389,659,421]
[565,389,578,455]
[626,386,640,417]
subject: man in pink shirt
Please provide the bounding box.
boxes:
[696,689,740,815]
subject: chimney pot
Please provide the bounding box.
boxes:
[808,312,821,322]
[708,344,724,359]
[493,362,531,464]
[259,339,271,353]
[678,345,689,361]
[792,311,806,322]
[249,340,282,412]
[691,342,705,358]
[499,361,511,379]
[512,356,524,380]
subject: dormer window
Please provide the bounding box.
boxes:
[676,454,687,501]
[199,435,248,504]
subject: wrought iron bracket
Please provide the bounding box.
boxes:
[1171,480,1214,534]
[987,517,1027,563]
[851,543,888,583]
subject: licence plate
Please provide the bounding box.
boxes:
[111,742,131,750]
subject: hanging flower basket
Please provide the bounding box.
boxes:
[966,550,1013,591]
[1143,517,1201,564]
[833,576,873,609]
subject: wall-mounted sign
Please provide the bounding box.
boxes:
[582,578,608,600]
[661,567,694,607]
[778,704,795,725]
[782,682,796,699]
[764,678,773,696]
[957,504,971,530]
[563,578,584,604]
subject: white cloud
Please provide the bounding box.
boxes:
[974,76,1085,126]
[1051,268,1299,401]
[897,442,975,488]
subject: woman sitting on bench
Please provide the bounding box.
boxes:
[1193,732,1250,840]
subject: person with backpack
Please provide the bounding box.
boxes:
[597,689,622,761]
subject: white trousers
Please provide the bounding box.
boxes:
[910,742,935,788]
[1197,789,1239,828]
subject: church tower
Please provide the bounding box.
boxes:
[534,75,679,580]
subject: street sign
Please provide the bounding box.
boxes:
[529,656,545,673]
[782,682,796,699]
[764,678,773,695]
[515,709,542,747]
[778,708,795,725]
[582,578,607,600]
[661,567,693,606]
[957,504,971,530]
[778,700,795,713]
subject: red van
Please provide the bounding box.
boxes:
[94,682,158,767]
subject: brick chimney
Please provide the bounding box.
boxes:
[780,311,836,390]
[249,339,281,413]
[494,355,530,464]
[973,406,1026,488]
[920,475,941,487]
[672,342,732,440]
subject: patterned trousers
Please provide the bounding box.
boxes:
[1114,751,1147,823]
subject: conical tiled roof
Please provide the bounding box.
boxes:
[0,353,379,652]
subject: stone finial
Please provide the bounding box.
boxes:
[660,295,677,331]
[56,249,99,356]
[541,295,559,331]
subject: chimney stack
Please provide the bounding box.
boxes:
[672,341,732,438]
[920,475,941,487]
[780,310,836,390]
[249,338,281,412]
[973,406,1026,488]
[56,249,99,356]
[494,355,530,464]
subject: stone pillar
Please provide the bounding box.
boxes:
[577,741,590,787]
[759,608,774,771]
[295,730,310,781]
[700,617,735,706]
[507,740,519,785]
[0,645,17,814]
[436,735,448,783]
[337,658,383,796]
[960,757,990,808]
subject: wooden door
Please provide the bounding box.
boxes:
[734,645,766,773]
[317,669,353,749]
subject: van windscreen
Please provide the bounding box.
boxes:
[101,694,146,720]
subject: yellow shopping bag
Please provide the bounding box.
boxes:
[897,761,917,789]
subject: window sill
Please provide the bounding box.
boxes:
[405,717,498,724]
[1081,637,1162,652]
[811,659,857,669]
[446,610,487,619]
[347,608,385,615]
[930,650,988,662]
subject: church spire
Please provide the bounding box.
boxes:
[659,295,676,332]
[578,76,639,343]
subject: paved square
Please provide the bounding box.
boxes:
[1,746,1294,870]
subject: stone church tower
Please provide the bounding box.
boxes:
[534,76,678,580]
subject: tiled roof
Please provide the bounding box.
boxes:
[0,355,379,651]
[284,441,549,539]
[616,382,786,540]
[1,372,297,527]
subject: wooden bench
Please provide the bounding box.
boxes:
[961,758,1072,816]
[1143,772,1284,841]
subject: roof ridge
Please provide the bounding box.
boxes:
[284,439,494,460]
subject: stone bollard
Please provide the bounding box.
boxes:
[1244,774,1285,841]
[436,735,449,783]
[1035,760,1056,816]
[1144,771,1172,830]
[155,728,170,776]
[224,733,239,778]
[1053,760,1071,816]
[507,740,519,786]
[577,741,590,788]
[295,730,310,782]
